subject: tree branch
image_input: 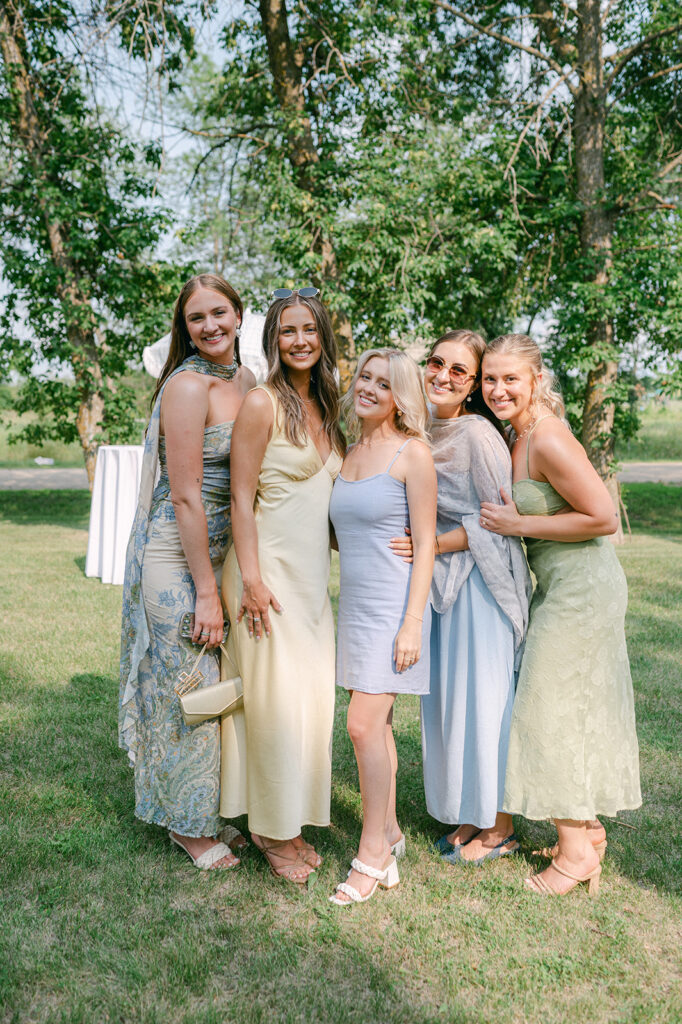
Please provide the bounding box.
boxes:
[531,0,578,65]
[431,0,578,96]
[605,22,682,88]
[504,68,575,177]
[608,61,682,108]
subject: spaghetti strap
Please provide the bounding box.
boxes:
[525,416,552,477]
[386,438,412,473]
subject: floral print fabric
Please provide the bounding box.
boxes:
[119,356,234,836]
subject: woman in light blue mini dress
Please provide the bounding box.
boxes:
[329,349,437,906]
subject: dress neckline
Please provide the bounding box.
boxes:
[338,470,404,484]
[338,439,411,483]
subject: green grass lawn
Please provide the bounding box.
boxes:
[616,398,682,462]
[1,484,680,1023]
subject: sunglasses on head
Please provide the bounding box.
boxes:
[271,287,320,300]
[425,355,476,384]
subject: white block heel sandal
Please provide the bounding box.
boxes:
[329,855,400,906]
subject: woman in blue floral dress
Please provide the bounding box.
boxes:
[119,274,255,870]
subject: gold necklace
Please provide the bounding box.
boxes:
[511,418,536,447]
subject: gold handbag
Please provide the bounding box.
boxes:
[174,641,243,726]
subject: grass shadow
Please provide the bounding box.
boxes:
[623,482,682,536]
[0,489,91,529]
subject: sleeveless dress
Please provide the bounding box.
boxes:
[119,356,235,838]
[220,385,342,840]
[330,440,431,695]
[421,415,531,829]
[503,422,642,820]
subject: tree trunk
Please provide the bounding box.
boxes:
[258,0,355,385]
[0,2,103,489]
[573,0,623,540]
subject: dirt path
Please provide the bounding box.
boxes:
[617,462,682,484]
[0,467,89,489]
[1,461,681,491]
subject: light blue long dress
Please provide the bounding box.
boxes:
[119,355,234,838]
[330,440,431,695]
[421,415,531,829]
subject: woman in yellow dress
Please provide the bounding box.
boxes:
[220,289,345,882]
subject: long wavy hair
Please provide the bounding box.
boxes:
[484,333,566,419]
[152,274,243,406]
[262,294,346,454]
[343,348,429,444]
[427,329,504,434]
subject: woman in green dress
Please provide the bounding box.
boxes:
[479,333,641,896]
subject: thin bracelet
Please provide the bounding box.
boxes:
[405,612,423,622]
[434,535,441,554]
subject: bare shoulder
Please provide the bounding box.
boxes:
[239,366,257,392]
[241,385,273,413]
[532,416,584,460]
[162,368,209,402]
[234,385,274,432]
[402,437,435,469]
[161,370,210,426]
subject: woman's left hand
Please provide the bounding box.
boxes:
[394,616,422,673]
[480,488,522,536]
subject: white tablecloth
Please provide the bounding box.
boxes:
[85,445,144,585]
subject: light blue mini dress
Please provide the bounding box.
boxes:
[330,441,431,695]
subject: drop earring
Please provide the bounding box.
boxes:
[235,324,242,339]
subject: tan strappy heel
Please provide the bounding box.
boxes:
[525,858,601,897]
[534,838,607,863]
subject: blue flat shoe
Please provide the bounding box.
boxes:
[442,833,520,867]
[433,829,481,855]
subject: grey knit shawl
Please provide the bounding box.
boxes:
[430,414,531,663]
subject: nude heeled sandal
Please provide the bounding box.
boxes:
[525,859,602,897]
[329,856,400,905]
[534,838,607,863]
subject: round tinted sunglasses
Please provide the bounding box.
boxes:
[425,355,476,384]
[272,287,320,300]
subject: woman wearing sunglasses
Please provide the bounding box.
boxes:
[415,330,531,866]
[220,288,346,883]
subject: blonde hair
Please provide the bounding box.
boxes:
[343,348,429,443]
[484,333,566,419]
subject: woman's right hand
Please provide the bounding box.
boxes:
[394,616,422,673]
[238,579,283,639]
[192,590,225,649]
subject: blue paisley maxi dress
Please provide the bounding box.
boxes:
[119,355,234,838]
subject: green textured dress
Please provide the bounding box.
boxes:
[502,425,641,821]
